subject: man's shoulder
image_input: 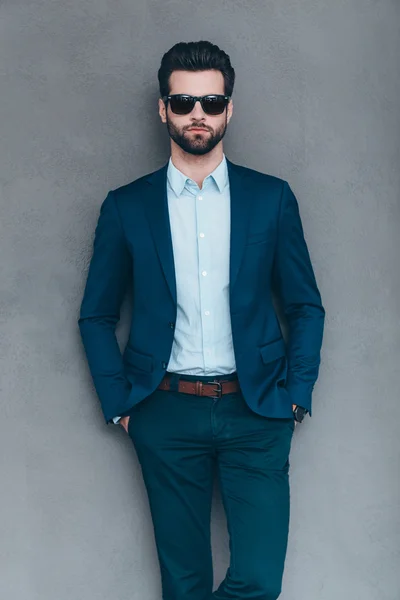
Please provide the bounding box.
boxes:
[228,160,287,190]
[109,163,167,199]
[103,163,167,211]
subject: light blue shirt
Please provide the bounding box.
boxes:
[113,154,236,423]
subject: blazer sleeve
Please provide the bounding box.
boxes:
[78,191,133,424]
[271,180,325,415]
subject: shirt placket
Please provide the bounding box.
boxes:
[193,179,214,373]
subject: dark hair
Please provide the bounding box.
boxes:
[158,40,235,98]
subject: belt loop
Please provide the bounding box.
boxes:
[168,372,180,392]
[195,381,203,396]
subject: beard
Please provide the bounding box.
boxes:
[166,115,228,156]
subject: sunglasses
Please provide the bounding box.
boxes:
[163,94,231,116]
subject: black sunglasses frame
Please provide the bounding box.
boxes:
[162,94,231,115]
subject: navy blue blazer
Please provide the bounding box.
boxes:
[78,159,325,424]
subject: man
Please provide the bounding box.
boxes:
[78,40,325,600]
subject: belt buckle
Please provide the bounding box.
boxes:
[209,379,223,398]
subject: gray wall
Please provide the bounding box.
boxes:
[1,1,399,599]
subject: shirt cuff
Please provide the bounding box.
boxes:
[112,416,122,424]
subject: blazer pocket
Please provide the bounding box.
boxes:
[124,347,154,372]
[259,337,286,364]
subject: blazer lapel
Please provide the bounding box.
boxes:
[226,159,250,294]
[144,157,250,306]
[145,163,177,305]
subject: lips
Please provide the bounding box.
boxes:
[188,128,208,132]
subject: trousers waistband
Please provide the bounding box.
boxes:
[159,372,240,398]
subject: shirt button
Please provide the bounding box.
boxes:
[199,233,205,238]
[204,310,210,316]
[198,195,203,201]
[202,270,207,276]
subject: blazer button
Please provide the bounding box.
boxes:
[162,362,167,369]
[169,322,175,329]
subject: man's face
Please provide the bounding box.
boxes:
[159,70,233,156]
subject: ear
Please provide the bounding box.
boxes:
[159,98,167,124]
[226,99,233,124]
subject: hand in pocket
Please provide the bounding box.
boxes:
[119,416,130,433]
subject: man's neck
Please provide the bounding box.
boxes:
[170,144,225,190]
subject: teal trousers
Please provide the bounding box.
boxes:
[127,372,295,600]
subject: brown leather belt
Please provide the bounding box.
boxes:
[157,374,240,398]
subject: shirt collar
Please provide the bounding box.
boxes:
[167,154,228,197]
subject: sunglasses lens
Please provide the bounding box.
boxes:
[169,96,195,115]
[202,96,227,115]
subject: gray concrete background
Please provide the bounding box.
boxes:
[1,1,399,599]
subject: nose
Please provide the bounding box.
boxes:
[190,99,206,119]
